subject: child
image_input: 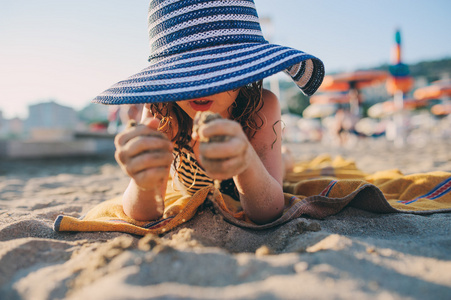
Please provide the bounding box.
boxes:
[93,0,324,225]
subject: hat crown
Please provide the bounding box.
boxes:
[147,0,267,60]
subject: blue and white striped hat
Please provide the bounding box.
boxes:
[93,0,325,105]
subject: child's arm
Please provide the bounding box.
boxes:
[114,108,173,221]
[195,90,285,224]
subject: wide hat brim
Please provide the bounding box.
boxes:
[93,42,324,105]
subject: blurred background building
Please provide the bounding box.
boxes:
[0,100,113,158]
[25,101,78,141]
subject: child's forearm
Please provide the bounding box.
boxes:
[122,178,167,221]
[234,149,284,225]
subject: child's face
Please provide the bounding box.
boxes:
[176,89,240,119]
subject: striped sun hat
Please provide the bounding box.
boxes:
[93,0,325,105]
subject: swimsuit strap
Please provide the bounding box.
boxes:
[171,147,239,200]
[171,147,214,195]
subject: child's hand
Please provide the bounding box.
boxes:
[194,118,250,180]
[114,118,173,190]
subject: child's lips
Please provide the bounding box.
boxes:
[189,99,213,111]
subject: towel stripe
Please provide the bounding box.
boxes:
[319,180,338,197]
[399,176,451,205]
[144,216,175,229]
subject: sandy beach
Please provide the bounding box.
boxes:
[1,137,450,300]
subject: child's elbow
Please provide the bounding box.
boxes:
[127,210,163,222]
[249,203,284,225]
[122,201,163,222]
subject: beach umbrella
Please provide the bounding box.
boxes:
[368,99,428,119]
[413,79,451,101]
[386,29,414,148]
[319,70,388,117]
[354,117,383,137]
[386,77,414,95]
[414,79,451,117]
[386,98,428,111]
[302,103,337,119]
[309,93,351,105]
[386,29,414,95]
[431,103,451,116]
[320,70,389,92]
[367,102,387,119]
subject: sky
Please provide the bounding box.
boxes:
[1,0,450,119]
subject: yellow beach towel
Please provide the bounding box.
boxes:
[54,154,451,234]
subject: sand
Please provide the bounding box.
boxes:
[1,137,451,300]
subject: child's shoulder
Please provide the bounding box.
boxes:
[261,88,280,115]
[262,88,278,101]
